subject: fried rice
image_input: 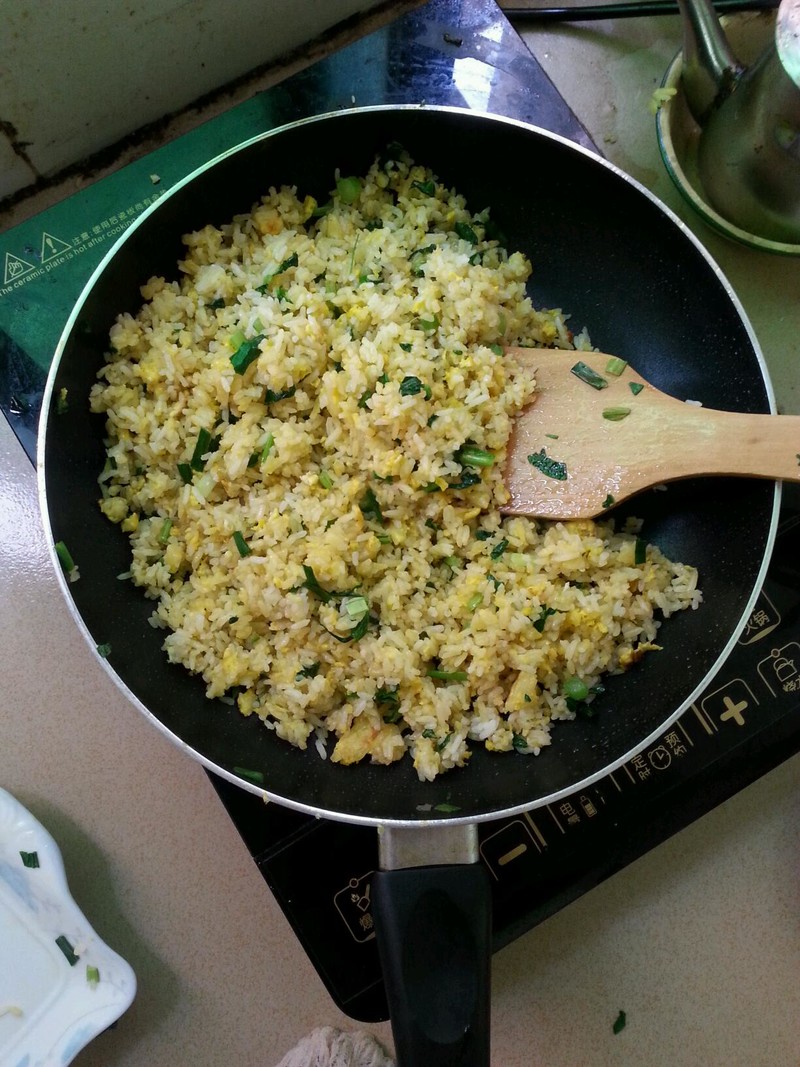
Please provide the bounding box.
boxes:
[90,148,701,781]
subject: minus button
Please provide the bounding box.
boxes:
[499,843,528,865]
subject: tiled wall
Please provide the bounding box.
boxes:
[0,0,384,200]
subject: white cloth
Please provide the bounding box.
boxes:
[274,1027,395,1067]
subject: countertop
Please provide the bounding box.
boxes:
[2,4,800,1065]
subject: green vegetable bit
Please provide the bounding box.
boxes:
[177,462,193,484]
[563,676,589,702]
[359,486,385,526]
[296,662,320,680]
[19,850,39,868]
[466,592,484,612]
[336,176,362,204]
[86,965,100,987]
[602,406,631,421]
[605,356,628,376]
[454,220,479,244]
[399,375,431,399]
[344,595,369,620]
[234,766,265,784]
[512,733,528,751]
[265,384,297,404]
[412,179,436,195]
[629,381,645,396]
[157,517,173,544]
[601,494,615,509]
[533,605,557,633]
[96,643,112,658]
[527,448,568,481]
[490,538,509,560]
[571,361,608,390]
[634,538,647,565]
[427,668,468,682]
[612,1010,627,1035]
[455,444,495,468]
[55,935,80,966]
[318,470,333,490]
[190,427,214,471]
[54,540,76,574]
[232,531,251,557]
[230,332,265,374]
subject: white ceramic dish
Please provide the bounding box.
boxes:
[0,787,136,1067]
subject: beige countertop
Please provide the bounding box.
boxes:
[2,5,800,1065]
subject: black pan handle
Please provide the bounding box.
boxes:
[372,826,491,1067]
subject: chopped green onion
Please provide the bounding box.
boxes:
[467,592,484,611]
[86,965,100,987]
[157,517,172,544]
[422,728,436,738]
[634,538,647,565]
[344,595,369,620]
[533,605,557,633]
[399,375,431,398]
[455,444,495,468]
[20,850,39,868]
[376,532,392,544]
[273,252,298,276]
[232,531,251,557]
[443,555,461,571]
[190,427,214,471]
[318,470,333,489]
[96,643,112,658]
[300,565,334,603]
[448,469,481,490]
[177,462,193,484]
[399,342,413,352]
[259,433,275,462]
[527,448,568,481]
[418,313,440,332]
[56,387,69,415]
[324,612,371,643]
[427,668,468,682]
[512,733,528,751]
[613,1010,627,1035]
[629,381,645,396]
[433,802,461,813]
[412,179,436,195]
[55,935,80,966]
[490,538,509,560]
[228,328,246,351]
[55,540,76,574]
[422,481,442,493]
[359,486,385,526]
[475,530,493,541]
[296,662,320,680]
[605,356,628,376]
[193,471,217,499]
[454,221,479,244]
[375,686,401,716]
[545,433,559,440]
[435,733,452,752]
[602,406,631,421]
[234,766,265,784]
[336,176,362,204]
[265,384,296,404]
[602,494,615,509]
[230,333,265,374]
[208,297,225,309]
[489,343,503,356]
[571,361,608,390]
[563,676,589,701]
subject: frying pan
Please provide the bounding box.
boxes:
[38,106,779,1065]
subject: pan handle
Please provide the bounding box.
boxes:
[372,825,491,1067]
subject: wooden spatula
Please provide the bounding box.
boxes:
[503,347,800,520]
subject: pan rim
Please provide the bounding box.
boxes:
[37,103,782,828]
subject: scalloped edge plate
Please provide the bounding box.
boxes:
[0,787,136,1067]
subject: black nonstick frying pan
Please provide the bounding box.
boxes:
[38,107,779,1066]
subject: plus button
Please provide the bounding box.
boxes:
[719,694,748,727]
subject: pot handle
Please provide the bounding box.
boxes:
[371,826,491,1067]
